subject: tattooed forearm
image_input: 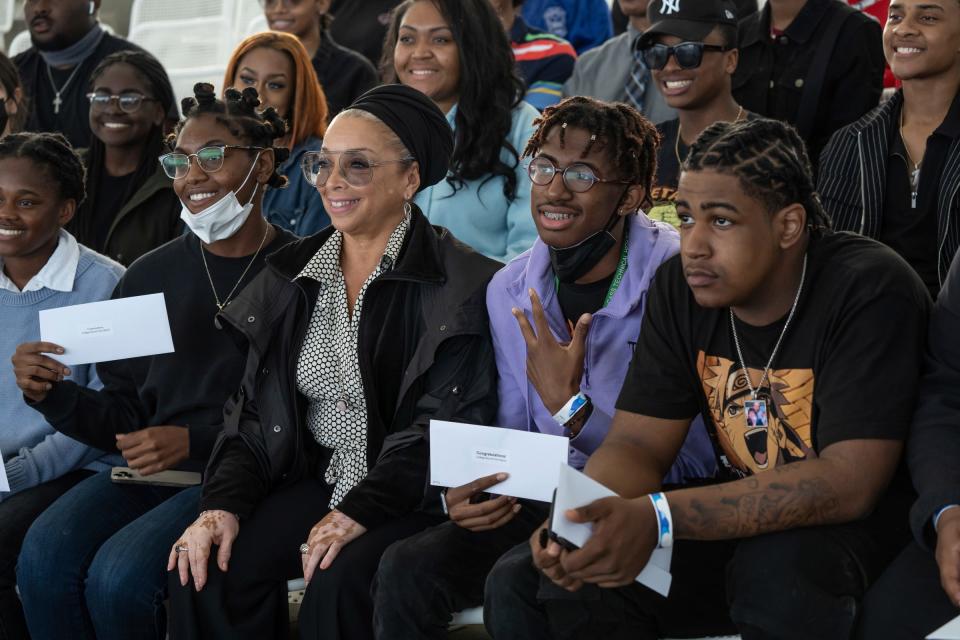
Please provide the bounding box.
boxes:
[668,464,844,540]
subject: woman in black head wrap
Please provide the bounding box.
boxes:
[167,83,503,640]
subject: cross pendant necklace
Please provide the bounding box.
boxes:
[46,63,83,115]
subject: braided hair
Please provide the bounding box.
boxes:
[685,118,832,229]
[174,83,289,190]
[523,96,661,209]
[75,50,176,250]
[0,132,85,205]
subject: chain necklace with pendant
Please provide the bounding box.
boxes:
[200,225,271,318]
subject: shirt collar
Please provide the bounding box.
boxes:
[935,89,960,139]
[295,214,411,285]
[0,229,80,293]
[776,0,832,44]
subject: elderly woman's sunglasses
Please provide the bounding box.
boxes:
[638,42,730,71]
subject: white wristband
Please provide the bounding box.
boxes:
[552,392,588,426]
[648,492,673,548]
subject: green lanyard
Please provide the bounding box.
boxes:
[554,227,630,309]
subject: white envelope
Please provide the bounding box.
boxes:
[929,615,960,639]
[429,420,569,502]
[0,447,8,492]
[551,463,673,596]
[39,293,175,366]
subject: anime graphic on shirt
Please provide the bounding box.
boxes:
[697,352,817,476]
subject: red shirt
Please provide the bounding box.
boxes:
[849,0,897,87]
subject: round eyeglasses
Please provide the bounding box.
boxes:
[159,145,263,180]
[527,156,631,193]
[637,41,730,71]
[301,150,414,188]
[87,92,157,114]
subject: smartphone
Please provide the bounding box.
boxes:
[543,488,580,552]
[110,466,201,488]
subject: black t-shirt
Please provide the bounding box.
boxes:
[95,227,297,459]
[557,273,613,328]
[329,0,402,65]
[15,34,147,149]
[880,97,960,300]
[312,31,379,118]
[617,231,930,480]
[91,171,136,253]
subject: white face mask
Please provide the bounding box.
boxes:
[179,152,261,244]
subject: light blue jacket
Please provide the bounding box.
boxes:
[263,136,328,237]
[414,102,540,264]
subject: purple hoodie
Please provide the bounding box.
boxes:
[486,214,716,483]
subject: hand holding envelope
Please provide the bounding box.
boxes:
[444,472,522,532]
[12,341,72,403]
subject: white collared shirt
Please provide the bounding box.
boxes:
[0,229,80,293]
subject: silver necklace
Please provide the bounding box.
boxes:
[45,63,84,115]
[200,225,271,315]
[729,254,807,400]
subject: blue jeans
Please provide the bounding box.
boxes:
[16,470,201,640]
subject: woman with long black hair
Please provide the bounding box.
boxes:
[382,0,539,263]
[71,50,181,266]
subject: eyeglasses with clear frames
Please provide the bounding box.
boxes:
[87,92,157,114]
[158,145,264,180]
[527,156,632,193]
[301,150,415,188]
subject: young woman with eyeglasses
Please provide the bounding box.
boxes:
[69,50,182,266]
[382,0,540,263]
[258,0,378,118]
[166,84,500,640]
[13,83,296,640]
[225,31,330,236]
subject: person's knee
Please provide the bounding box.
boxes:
[484,544,533,612]
[375,538,422,603]
[16,515,75,600]
[85,539,162,618]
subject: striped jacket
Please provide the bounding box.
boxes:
[818,91,960,290]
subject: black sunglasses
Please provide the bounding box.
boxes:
[639,41,730,71]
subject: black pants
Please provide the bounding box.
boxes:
[0,469,92,640]
[373,500,549,640]
[856,540,959,639]
[167,477,442,640]
[485,522,905,640]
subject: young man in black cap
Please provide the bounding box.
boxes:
[732,0,885,163]
[636,0,751,226]
[483,117,929,640]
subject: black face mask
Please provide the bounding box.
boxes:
[548,195,626,284]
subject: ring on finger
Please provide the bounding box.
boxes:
[175,543,188,553]
[299,543,310,555]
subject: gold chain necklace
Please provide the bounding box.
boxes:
[200,225,271,314]
[676,105,744,168]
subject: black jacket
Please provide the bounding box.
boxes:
[72,152,183,266]
[818,91,960,292]
[908,251,960,550]
[312,30,379,118]
[200,208,502,529]
[732,0,884,163]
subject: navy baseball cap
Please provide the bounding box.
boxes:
[638,0,739,48]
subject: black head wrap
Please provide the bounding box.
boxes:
[347,84,453,192]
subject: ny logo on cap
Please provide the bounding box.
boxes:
[661,0,680,15]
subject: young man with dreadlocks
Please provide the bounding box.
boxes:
[484,117,930,640]
[372,96,715,640]
[12,83,296,640]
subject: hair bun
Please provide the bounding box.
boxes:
[193,83,217,107]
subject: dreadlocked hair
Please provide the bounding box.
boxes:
[174,83,290,189]
[75,50,175,251]
[381,0,525,200]
[685,118,832,229]
[523,96,661,210]
[0,132,85,204]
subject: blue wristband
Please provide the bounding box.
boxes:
[935,504,960,532]
[648,492,673,548]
